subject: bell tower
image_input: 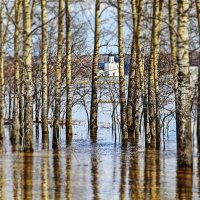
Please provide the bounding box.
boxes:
[108,52,115,63]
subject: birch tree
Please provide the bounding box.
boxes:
[169,0,179,142]
[53,0,63,149]
[0,0,5,150]
[127,0,144,139]
[0,0,13,150]
[195,0,200,146]
[11,0,21,147]
[154,0,164,146]
[177,0,192,167]
[23,0,33,151]
[41,0,49,149]
[127,0,138,137]
[66,0,73,142]
[148,0,164,146]
[117,0,128,139]
[134,0,144,138]
[90,0,100,141]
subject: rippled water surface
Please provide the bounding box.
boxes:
[0,124,200,200]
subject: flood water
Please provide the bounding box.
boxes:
[0,123,200,200]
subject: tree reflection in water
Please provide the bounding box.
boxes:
[53,150,61,200]
[42,153,48,200]
[66,146,72,200]
[23,153,33,199]
[12,153,20,200]
[176,167,193,200]
[144,147,160,200]
[0,157,5,199]
[128,141,142,200]
[90,143,100,200]
[0,127,200,199]
[120,141,127,200]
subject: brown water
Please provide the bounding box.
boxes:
[0,125,200,200]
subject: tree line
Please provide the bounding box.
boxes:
[0,0,199,167]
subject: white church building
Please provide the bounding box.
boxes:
[101,53,120,77]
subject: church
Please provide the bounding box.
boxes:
[98,53,120,77]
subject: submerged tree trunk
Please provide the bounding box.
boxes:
[134,0,143,138]
[66,0,73,142]
[148,0,164,146]
[154,0,164,147]
[35,86,40,138]
[195,0,200,146]
[41,0,49,149]
[19,68,25,148]
[90,0,100,141]
[0,0,11,150]
[12,0,21,146]
[127,0,143,139]
[0,1,5,150]
[23,0,33,151]
[169,0,179,143]
[177,0,192,167]
[117,0,128,139]
[148,1,157,145]
[19,0,24,147]
[53,0,63,149]
[127,0,137,137]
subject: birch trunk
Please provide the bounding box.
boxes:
[53,0,63,149]
[127,0,137,136]
[41,0,49,149]
[19,67,25,147]
[148,0,164,145]
[127,0,143,139]
[169,0,179,142]
[0,1,5,151]
[134,0,143,137]
[117,0,128,139]
[195,0,200,145]
[20,1,25,147]
[148,1,157,145]
[8,86,12,120]
[66,0,73,142]
[177,0,192,167]
[23,0,33,151]
[90,0,100,141]
[154,0,164,147]
[11,0,21,147]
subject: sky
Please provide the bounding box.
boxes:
[2,0,200,57]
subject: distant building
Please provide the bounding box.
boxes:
[99,53,120,77]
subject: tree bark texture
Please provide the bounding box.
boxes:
[169,0,179,144]
[0,1,5,150]
[177,0,192,167]
[23,0,34,151]
[90,0,100,141]
[195,0,200,145]
[117,0,128,139]
[11,0,22,147]
[66,0,73,141]
[41,0,49,149]
[53,0,63,149]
